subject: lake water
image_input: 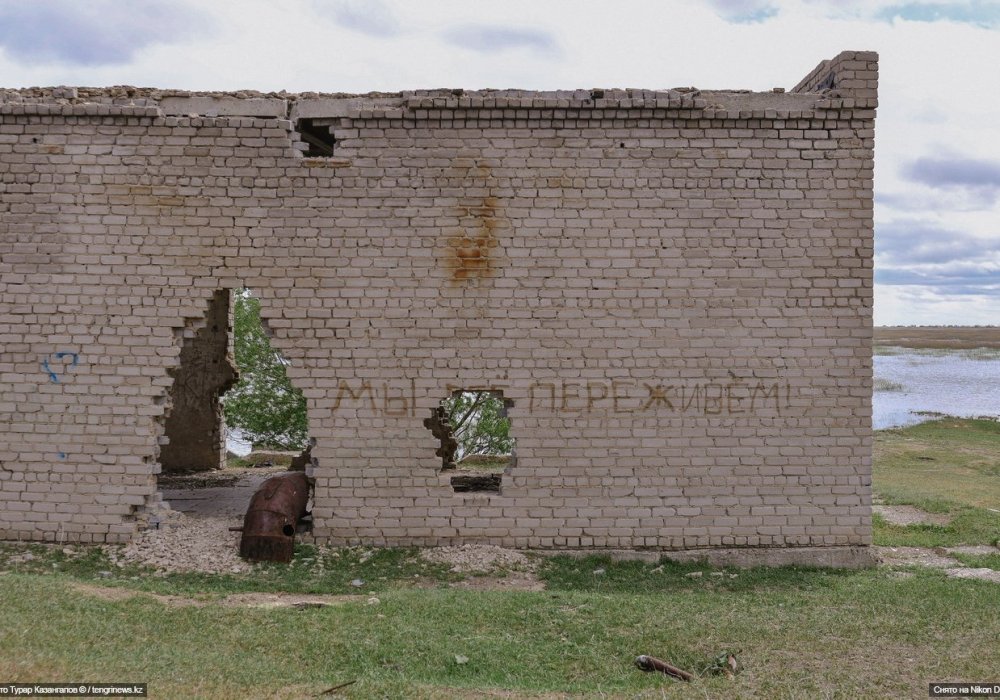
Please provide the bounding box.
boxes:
[873,349,1000,430]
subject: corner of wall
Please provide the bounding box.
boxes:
[792,50,879,102]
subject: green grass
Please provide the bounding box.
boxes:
[225,454,253,468]
[873,377,904,392]
[0,562,996,698]
[873,418,1000,550]
[225,451,295,469]
[951,552,1000,570]
[455,454,511,473]
[873,509,999,549]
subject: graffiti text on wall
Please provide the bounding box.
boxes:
[326,378,792,416]
[330,379,418,416]
[528,379,792,415]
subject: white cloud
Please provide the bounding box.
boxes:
[313,0,400,37]
[0,0,211,67]
[876,284,1000,325]
[442,26,559,55]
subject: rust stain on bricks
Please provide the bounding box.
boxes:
[443,157,508,283]
[448,195,502,282]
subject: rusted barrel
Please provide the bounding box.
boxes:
[239,472,310,563]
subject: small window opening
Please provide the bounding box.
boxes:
[425,390,515,494]
[295,118,335,157]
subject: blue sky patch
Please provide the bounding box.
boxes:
[877,1,1000,28]
[709,0,780,23]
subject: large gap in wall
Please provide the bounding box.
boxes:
[223,289,311,467]
[154,289,314,546]
[425,390,515,494]
[295,119,335,157]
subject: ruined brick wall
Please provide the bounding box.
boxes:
[159,290,236,473]
[0,52,876,562]
[793,51,878,100]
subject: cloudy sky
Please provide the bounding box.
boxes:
[0,0,997,326]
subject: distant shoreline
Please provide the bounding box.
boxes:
[874,326,1000,350]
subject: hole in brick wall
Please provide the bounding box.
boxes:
[223,289,310,458]
[295,119,335,157]
[153,289,314,533]
[424,390,515,494]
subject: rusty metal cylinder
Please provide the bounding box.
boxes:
[239,472,310,563]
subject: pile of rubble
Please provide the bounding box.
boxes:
[420,544,534,573]
[106,515,252,575]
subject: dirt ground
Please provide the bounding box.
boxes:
[69,582,371,608]
[157,465,288,518]
[872,505,953,526]
[874,546,960,568]
[419,544,534,573]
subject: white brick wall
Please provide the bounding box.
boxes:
[0,52,876,555]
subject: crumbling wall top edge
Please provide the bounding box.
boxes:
[792,49,879,98]
[0,87,877,121]
[0,51,878,120]
[0,84,868,119]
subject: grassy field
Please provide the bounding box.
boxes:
[0,419,997,698]
[874,417,1000,550]
[875,326,1000,350]
[1,552,997,698]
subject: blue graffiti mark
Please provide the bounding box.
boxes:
[42,358,59,383]
[42,351,80,383]
[54,351,79,367]
[58,452,66,460]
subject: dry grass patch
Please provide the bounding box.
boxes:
[874,326,1000,350]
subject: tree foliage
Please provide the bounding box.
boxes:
[223,290,308,450]
[443,391,514,459]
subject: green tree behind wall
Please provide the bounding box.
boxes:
[223,290,308,450]
[442,391,514,459]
